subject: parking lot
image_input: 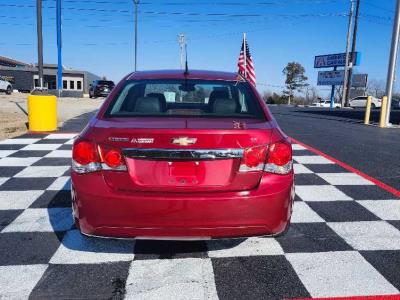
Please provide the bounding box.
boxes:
[271,106,400,191]
[0,93,103,140]
[0,104,399,299]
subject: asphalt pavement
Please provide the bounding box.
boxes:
[270,106,400,191]
[0,133,399,299]
[62,105,400,192]
[0,106,399,298]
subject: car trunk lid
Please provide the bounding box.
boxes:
[94,117,273,192]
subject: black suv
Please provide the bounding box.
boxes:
[89,80,115,98]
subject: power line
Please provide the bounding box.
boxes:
[363,1,394,13]
[0,17,305,46]
[0,8,349,22]
[0,0,347,5]
[0,3,348,18]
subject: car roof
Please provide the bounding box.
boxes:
[127,69,244,81]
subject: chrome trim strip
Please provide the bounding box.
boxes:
[100,163,127,171]
[122,148,244,160]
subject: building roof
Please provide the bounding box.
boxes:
[0,55,31,68]
[127,69,243,81]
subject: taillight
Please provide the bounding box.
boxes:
[264,141,293,174]
[72,140,97,165]
[98,144,126,171]
[238,141,293,175]
[72,140,127,173]
[239,145,267,172]
[72,140,101,174]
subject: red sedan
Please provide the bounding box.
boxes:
[71,70,294,239]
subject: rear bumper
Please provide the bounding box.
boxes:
[71,172,294,239]
[94,91,111,97]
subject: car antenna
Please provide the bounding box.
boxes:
[184,43,189,76]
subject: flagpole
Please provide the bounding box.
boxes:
[243,33,247,79]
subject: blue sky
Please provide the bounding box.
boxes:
[0,0,396,96]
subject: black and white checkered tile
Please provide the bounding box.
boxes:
[0,134,399,299]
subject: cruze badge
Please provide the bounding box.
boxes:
[108,137,129,142]
[131,138,154,144]
[171,137,197,146]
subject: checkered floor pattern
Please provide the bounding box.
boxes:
[0,133,399,299]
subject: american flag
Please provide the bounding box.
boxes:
[237,36,256,86]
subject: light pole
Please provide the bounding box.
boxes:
[36,0,44,89]
[134,0,139,71]
[341,0,354,107]
[385,0,400,126]
[344,0,361,106]
[56,0,62,96]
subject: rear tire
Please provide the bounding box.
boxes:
[74,217,81,230]
[371,103,376,109]
[6,86,12,95]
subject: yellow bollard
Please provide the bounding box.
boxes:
[28,94,57,131]
[379,96,388,128]
[364,96,372,125]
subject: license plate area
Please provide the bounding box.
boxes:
[126,158,235,188]
[168,161,199,185]
[169,161,197,177]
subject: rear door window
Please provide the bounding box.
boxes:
[105,79,265,119]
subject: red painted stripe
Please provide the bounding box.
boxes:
[290,137,400,198]
[290,294,400,300]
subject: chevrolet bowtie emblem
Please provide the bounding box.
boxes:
[171,137,197,146]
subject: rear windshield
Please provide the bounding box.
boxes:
[105,79,265,119]
[98,81,114,85]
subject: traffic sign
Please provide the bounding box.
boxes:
[314,52,359,68]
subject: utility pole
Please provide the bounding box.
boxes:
[133,0,139,71]
[178,33,186,69]
[344,0,360,106]
[56,0,62,96]
[36,0,44,89]
[385,0,400,126]
[342,0,355,107]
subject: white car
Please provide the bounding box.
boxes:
[349,96,381,108]
[310,100,341,108]
[0,79,13,95]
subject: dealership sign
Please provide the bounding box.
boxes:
[0,75,15,84]
[351,73,368,88]
[317,70,344,86]
[314,52,359,68]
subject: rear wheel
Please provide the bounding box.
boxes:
[6,86,12,95]
[371,103,376,109]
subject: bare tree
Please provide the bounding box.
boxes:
[262,90,285,104]
[305,86,319,104]
[367,79,385,98]
[335,85,343,102]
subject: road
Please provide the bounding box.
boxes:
[270,106,400,191]
[0,106,399,299]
